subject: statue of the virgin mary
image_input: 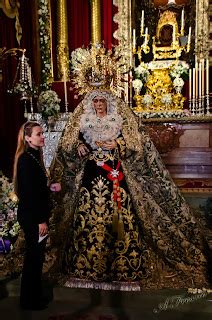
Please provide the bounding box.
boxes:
[48,46,209,290]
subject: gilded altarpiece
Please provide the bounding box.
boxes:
[113,0,210,117]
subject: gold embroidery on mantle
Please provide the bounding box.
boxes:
[72,175,144,281]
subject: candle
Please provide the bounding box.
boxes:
[192,67,195,99]
[201,59,204,97]
[189,68,192,101]
[133,29,136,49]
[144,27,148,46]
[199,62,202,98]
[206,59,209,95]
[181,8,184,35]
[187,27,191,46]
[195,62,198,99]
[63,68,68,112]
[140,10,144,35]
[30,97,33,113]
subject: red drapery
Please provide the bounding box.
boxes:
[0,0,37,176]
[102,0,118,49]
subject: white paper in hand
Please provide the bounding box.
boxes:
[38,233,48,243]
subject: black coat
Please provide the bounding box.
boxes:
[17,147,51,226]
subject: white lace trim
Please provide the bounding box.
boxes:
[64,278,142,291]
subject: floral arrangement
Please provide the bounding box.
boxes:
[0,172,19,253]
[135,109,191,119]
[169,61,189,80]
[37,89,61,120]
[169,61,189,93]
[143,94,153,106]
[132,79,143,94]
[134,63,150,82]
[133,62,150,94]
[38,0,52,90]
[173,77,185,89]
[161,93,172,106]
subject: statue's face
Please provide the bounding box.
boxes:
[92,96,107,115]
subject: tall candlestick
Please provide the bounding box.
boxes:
[188,27,191,46]
[206,59,210,114]
[201,59,204,97]
[206,59,209,95]
[189,68,192,101]
[140,10,144,35]
[192,67,196,99]
[144,27,148,46]
[63,68,68,112]
[181,8,184,35]
[195,62,198,99]
[133,29,136,49]
[192,67,196,114]
[199,62,202,99]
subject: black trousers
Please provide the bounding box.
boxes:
[20,224,46,305]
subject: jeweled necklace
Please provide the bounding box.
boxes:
[26,150,48,180]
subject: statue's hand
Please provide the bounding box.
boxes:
[78,144,89,157]
[102,140,117,150]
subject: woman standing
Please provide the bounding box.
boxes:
[13,121,60,310]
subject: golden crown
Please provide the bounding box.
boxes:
[71,44,126,96]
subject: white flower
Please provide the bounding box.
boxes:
[132,79,143,92]
[170,61,189,79]
[173,77,184,88]
[38,90,61,118]
[134,63,150,82]
[161,93,172,105]
[135,110,188,119]
[0,173,20,246]
[143,94,153,106]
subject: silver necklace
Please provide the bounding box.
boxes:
[26,151,48,179]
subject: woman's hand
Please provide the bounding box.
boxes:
[78,144,89,157]
[50,182,61,192]
[102,140,117,150]
[39,222,48,236]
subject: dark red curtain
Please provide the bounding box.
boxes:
[50,0,90,111]
[102,0,118,49]
[0,0,38,177]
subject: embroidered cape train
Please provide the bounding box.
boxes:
[48,89,209,290]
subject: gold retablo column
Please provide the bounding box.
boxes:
[90,0,101,45]
[57,0,69,80]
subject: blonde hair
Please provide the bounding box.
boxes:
[13,121,41,196]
